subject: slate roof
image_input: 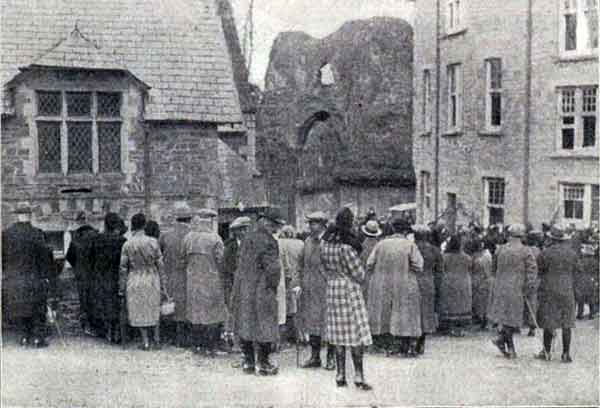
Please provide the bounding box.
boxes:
[1,0,244,123]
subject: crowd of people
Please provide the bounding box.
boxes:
[2,201,599,391]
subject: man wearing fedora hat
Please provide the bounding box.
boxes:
[158,202,194,347]
[231,207,285,376]
[488,224,538,359]
[2,203,53,348]
[536,223,578,362]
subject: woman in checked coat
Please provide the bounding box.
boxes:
[321,207,372,391]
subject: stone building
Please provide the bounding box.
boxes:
[413,0,598,230]
[257,18,415,226]
[1,0,265,250]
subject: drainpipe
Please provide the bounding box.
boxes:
[434,0,441,220]
[523,0,533,225]
[142,93,151,215]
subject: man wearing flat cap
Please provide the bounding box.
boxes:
[297,211,336,370]
[231,207,285,375]
[2,203,53,347]
[488,224,538,359]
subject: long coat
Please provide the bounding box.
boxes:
[537,241,577,329]
[2,222,51,319]
[577,252,599,305]
[440,252,473,324]
[223,237,240,310]
[119,231,165,327]
[488,241,537,328]
[321,240,372,346]
[159,222,190,322]
[366,235,423,337]
[360,236,379,302]
[471,249,493,321]
[523,246,541,327]
[183,226,226,325]
[298,235,327,336]
[66,225,98,320]
[416,240,441,334]
[90,232,126,322]
[278,238,304,321]
[231,226,281,343]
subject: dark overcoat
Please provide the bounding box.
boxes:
[159,222,190,322]
[90,232,126,322]
[537,241,577,329]
[577,252,599,305]
[440,252,473,324]
[223,237,240,309]
[416,240,441,333]
[2,222,51,319]
[231,225,281,343]
[488,241,537,328]
[298,235,327,336]
[66,225,99,319]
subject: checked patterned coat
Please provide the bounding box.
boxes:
[320,240,372,347]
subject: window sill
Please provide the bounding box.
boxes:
[441,130,463,137]
[549,150,599,159]
[419,131,432,137]
[441,28,468,40]
[35,172,126,181]
[554,53,599,63]
[478,130,503,137]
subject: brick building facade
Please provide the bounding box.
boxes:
[257,18,415,226]
[413,0,598,230]
[1,0,265,250]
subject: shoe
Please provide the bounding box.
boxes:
[242,362,255,374]
[491,337,508,356]
[20,336,29,347]
[354,382,373,391]
[527,328,536,337]
[300,355,322,369]
[535,350,551,361]
[138,342,151,351]
[324,346,336,370]
[336,379,348,387]
[151,342,163,351]
[31,337,48,348]
[257,362,279,376]
[561,353,573,363]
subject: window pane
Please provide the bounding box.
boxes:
[583,116,596,146]
[565,13,577,51]
[37,91,61,116]
[451,95,457,127]
[67,122,92,173]
[562,89,576,113]
[66,92,92,117]
[98,122,122,172]
[455,0,460,26]
[582,87,597,112]
[97,92,122,117]
[585,8,598,49]
[491,93,502,126]
[488,178,505,205]
[489,207,504,226]
[37,121,61,173]
[592,185,599,222]
[489,59,502,89]
[562,128,575,149]
[563,116,575,125]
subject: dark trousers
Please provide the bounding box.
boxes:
[74,275,92,327]
[192,323,221,350]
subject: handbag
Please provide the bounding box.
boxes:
[160,297,175,316]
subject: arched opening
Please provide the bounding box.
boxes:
[297,110,330,147]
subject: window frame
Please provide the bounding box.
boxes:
[483,177,506,227]
[447,63,463,132]
[556,85,598,152]
[34,89,124,176]
[420,171,432,212]
[422,69,432,133]
[559,0,599,58]
[484,58,502,132]
[446,0,465,34]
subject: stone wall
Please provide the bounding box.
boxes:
[257,17,415,225]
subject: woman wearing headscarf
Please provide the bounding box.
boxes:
[90,213,127,343]
[119,213,168,350]
[439,234,472,337]
[321,207,372,391]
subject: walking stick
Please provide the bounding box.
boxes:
[47,305,67,348]
[524,297,540,329]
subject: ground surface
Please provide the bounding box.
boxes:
[2,319,599,407]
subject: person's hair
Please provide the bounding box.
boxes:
[145,220,160,239]
[392,219,412,234]
[323,208,362,253]
[445,234,462,253]
[414,230,430,242]
[104,212,121,233]
[131,213,146,231]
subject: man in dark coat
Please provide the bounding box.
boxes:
[2,204,53,347]
[535,224,578,363]
[231,207,285,376]
[66,211,99,335]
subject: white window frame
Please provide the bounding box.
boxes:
[447,64,462,132]
[446,0,465,34]
[559,183,597,227]
[559,0,599,58]
[483,177,505,228]
[557,85,598,151]
[423,70,432,133]
[485,58,502,131]
[420,171,432,211]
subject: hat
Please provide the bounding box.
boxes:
[412,224,431,234]
[391,215,412,232]
[173,202,194,219]
[527,229,543,238]
[335,207,354,230]
[197,208,218,219]
[305,211,328,223]
[104,212,121,231]
[259,207,286,225]
[548,223,570,241]
[361,220,382,238]
[75,211,87,223]
[581,244,596,256]
[13,203,32,214]
[230,216,251,230]
[508,223,526,237]
[279,225,296,238]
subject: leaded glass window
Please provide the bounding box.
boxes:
[98,122,122,172]
[67,122,93,173]
[37,121,62,173]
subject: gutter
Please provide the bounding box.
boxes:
[523,0,533,225]
[434,0,442,220]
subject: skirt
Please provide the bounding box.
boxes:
[127,271,160,327]
[325,278,372,347]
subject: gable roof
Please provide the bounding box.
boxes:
[1,0,243,123]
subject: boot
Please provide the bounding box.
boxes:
[561,328,573,363]
[505,328,517,359]
[175,322,186,348]
[576,302,584,320]
[416,335,426,355]
[335,346,347,387]
[301,335,322,368]
[324,344,336,370]
[257,343,278,376]
[527,327,536,337]
[406,338,418,358]
[240,339,255,374]
[480,318,488,331]
[351,346,373,391]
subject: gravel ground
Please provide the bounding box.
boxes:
[2,319,598,407]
